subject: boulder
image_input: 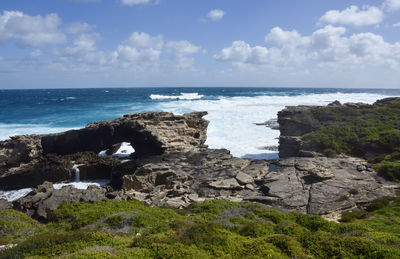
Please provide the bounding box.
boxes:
[235,172,253,185]
[13,182,106,220]
[209,178,241,189]
[0,198,12,210]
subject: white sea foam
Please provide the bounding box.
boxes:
[98,142,135,158]
[66,97,77,100]
[150,93,204,100]
[0,188,33,202]
[153,92,394,159]
[113,142,135,158]
[53,180,109,190]
[0,124,77,141]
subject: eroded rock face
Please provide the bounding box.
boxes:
[1,108,399,220]
[0,112,208,190]
[0,198,11,210]
[259,157,399,214]
[117,148,270,208]
[41,112,208,156]
[13,182,106,220]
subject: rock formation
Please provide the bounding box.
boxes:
[0,112,208,190]
[1,100,400,220]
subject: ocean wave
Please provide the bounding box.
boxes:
[0,123,78,141]
[0,188,33,202]
[66,97,77,100]
[153,92,393,159]
[150,93,204,100]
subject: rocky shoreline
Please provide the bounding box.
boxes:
[1,100,399,221]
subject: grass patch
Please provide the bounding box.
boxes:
[0,210,41,245]
[1,198,400,258]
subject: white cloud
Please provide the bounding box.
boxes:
[319,5,383,26]
[0,11,66,47]
[166,40,201,69]
[215,26,400,70]
[66,22,94,34]
[58,33,107,66]
[383,0,400,12]
[207,9,225,21]
[393,22,400,27]
[111,32,201,70]
[112,32,163,64]
[121,0,150,6]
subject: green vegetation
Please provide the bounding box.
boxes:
[300,98,400,181]
[1,198,400,258]
[0,210,41,245]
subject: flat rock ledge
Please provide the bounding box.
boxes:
[9,149,399,221]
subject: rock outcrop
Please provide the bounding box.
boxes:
[0,112,208,190]
[277,98,400,158]
[2,103,400,220]
[13,182,106,220]
[41,112,208,156]
[259,157,399,214]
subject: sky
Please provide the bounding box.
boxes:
[0,0,400,89]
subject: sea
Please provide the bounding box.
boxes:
[1,87,400,201]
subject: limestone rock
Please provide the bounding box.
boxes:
[261,157,400,214]
[0,112,208,189]
[0,198,12,210]
[209,178,241,189]
[13,182,106,220]
[235,172,253,185]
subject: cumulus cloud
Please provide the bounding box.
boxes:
[207,9,225,21]
[112,32,163,64]
[0,11,66,47]
[111,32,201,70]
[383,0,400,12]
[121,0,150,6]
[214,41,270,65]
[65,22,94,34]
[319,5,383,26]
[56,33,107,67]
[215,25,400,70]
[166,40,201,69]
[393,22,400,27]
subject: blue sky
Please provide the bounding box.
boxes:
[0,0,400,89]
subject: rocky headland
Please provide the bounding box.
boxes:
[0,99,399,222]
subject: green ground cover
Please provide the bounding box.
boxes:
[1,197,400,258]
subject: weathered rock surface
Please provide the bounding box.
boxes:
[1,107,399,220]
[41,112,208,156]
[255,118,279,130]
[0,112,208,190]
[0,198,11,210]
[13,182,106,220]
[106,148,399,214]
[259,157,399,214]
[118,148,269,208]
